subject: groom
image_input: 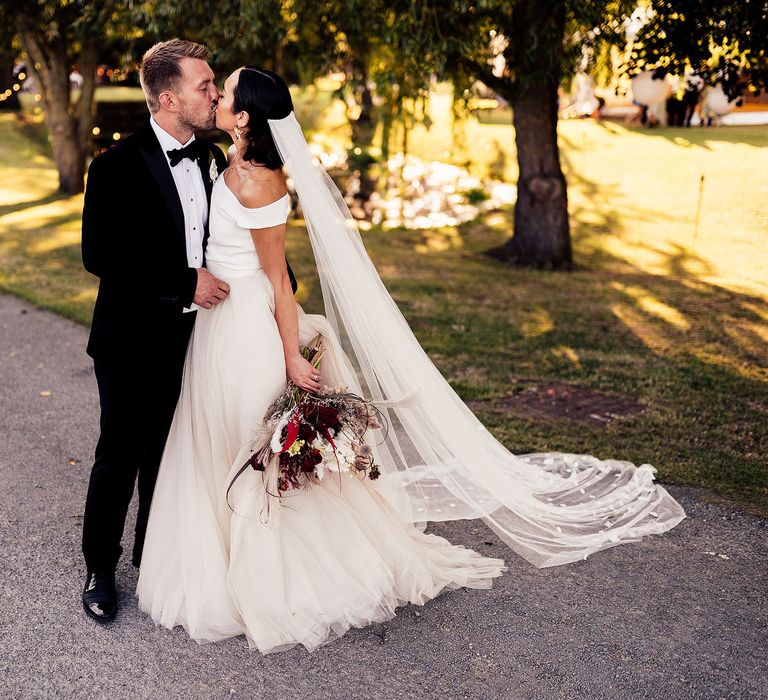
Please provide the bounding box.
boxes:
[79,39,231,622]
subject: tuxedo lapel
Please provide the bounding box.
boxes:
[198,148,214,205]
[137,123,186,243]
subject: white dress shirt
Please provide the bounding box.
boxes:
[150,116,208,312]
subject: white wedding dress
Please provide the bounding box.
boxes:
[136,176,507,653]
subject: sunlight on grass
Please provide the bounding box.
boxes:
[485,212,507,228]
[29,224,81,253]
[610,282,690,330]
[2,198,82,231]
[724,322,768,358]
[551,345,582,369]
[413,227,463,253]
[610,303,675,353]
[562,121,768,298]
[294,279,313,305]
[521,308,555,337]
[741,301,768,323]
[688,348,767,383]
[0,165,58,204]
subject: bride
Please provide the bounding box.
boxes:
[136,67,685,653]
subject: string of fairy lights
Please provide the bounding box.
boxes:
[0,68,124,151]
[0,70,41,104]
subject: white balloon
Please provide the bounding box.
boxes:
[703,84,739,116]
[631,70,670,106]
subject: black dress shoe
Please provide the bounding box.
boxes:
[82,571,117,622]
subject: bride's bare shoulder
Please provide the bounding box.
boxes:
[238,167,288,209]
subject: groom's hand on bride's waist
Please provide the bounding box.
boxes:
[194,268,230,309]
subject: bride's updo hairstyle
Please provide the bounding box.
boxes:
[232,66,293,170]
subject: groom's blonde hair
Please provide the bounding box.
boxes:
[139,39,209,113]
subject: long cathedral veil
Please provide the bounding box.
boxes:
[268,112,685,568]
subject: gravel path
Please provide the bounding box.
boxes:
[1,293,765,700]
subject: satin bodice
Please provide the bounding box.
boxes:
[205,176,290,278]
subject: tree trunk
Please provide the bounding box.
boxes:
[347,37,375,149]
[40,57,85,195]
[349,66,375,148]
[498,79,571,269]
[351,62,378,209]
[50,119,86,194]
[346,45,378,213]
[459,0,572,268]
[18,25,86,194]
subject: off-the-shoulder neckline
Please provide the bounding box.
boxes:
[220,176,290,211]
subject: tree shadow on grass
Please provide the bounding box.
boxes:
[0,192,69,218]
[0,202,94,324]
[594,118,768,150]
[462,206,767,513]
[558,151,768,508]
[557,135,767,368]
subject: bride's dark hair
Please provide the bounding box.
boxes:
[232,66,293,170]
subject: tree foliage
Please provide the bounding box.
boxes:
[391,1,633,101]
[626,0,768,98]
[132,0,290,75]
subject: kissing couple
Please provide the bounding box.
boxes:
[80,38,685,653]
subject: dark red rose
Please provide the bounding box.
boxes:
[299,421,317,442]
[317,404,341,428]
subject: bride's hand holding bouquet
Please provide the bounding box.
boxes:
[286,351,322,393]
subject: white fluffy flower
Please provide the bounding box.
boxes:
[311,436,326,451]
[325,435,354,472]
[270,414,290,453]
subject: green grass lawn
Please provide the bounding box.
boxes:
[0,106,766,516]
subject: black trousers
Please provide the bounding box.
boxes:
[81,312,196,573]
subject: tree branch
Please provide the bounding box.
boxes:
[457,56,516,102]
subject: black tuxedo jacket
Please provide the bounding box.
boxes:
[81,122,296,359]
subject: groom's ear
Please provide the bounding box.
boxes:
[158,91,178,113]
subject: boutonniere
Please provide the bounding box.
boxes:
[209,157,219,183]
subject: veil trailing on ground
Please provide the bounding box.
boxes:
[268,112,685,568]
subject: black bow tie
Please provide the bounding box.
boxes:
[166,140,208,167]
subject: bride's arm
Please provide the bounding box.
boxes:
[251,223,321,393]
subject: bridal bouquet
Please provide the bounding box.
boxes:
[230,337,384,503]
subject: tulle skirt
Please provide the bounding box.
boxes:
[136,268,506,653]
